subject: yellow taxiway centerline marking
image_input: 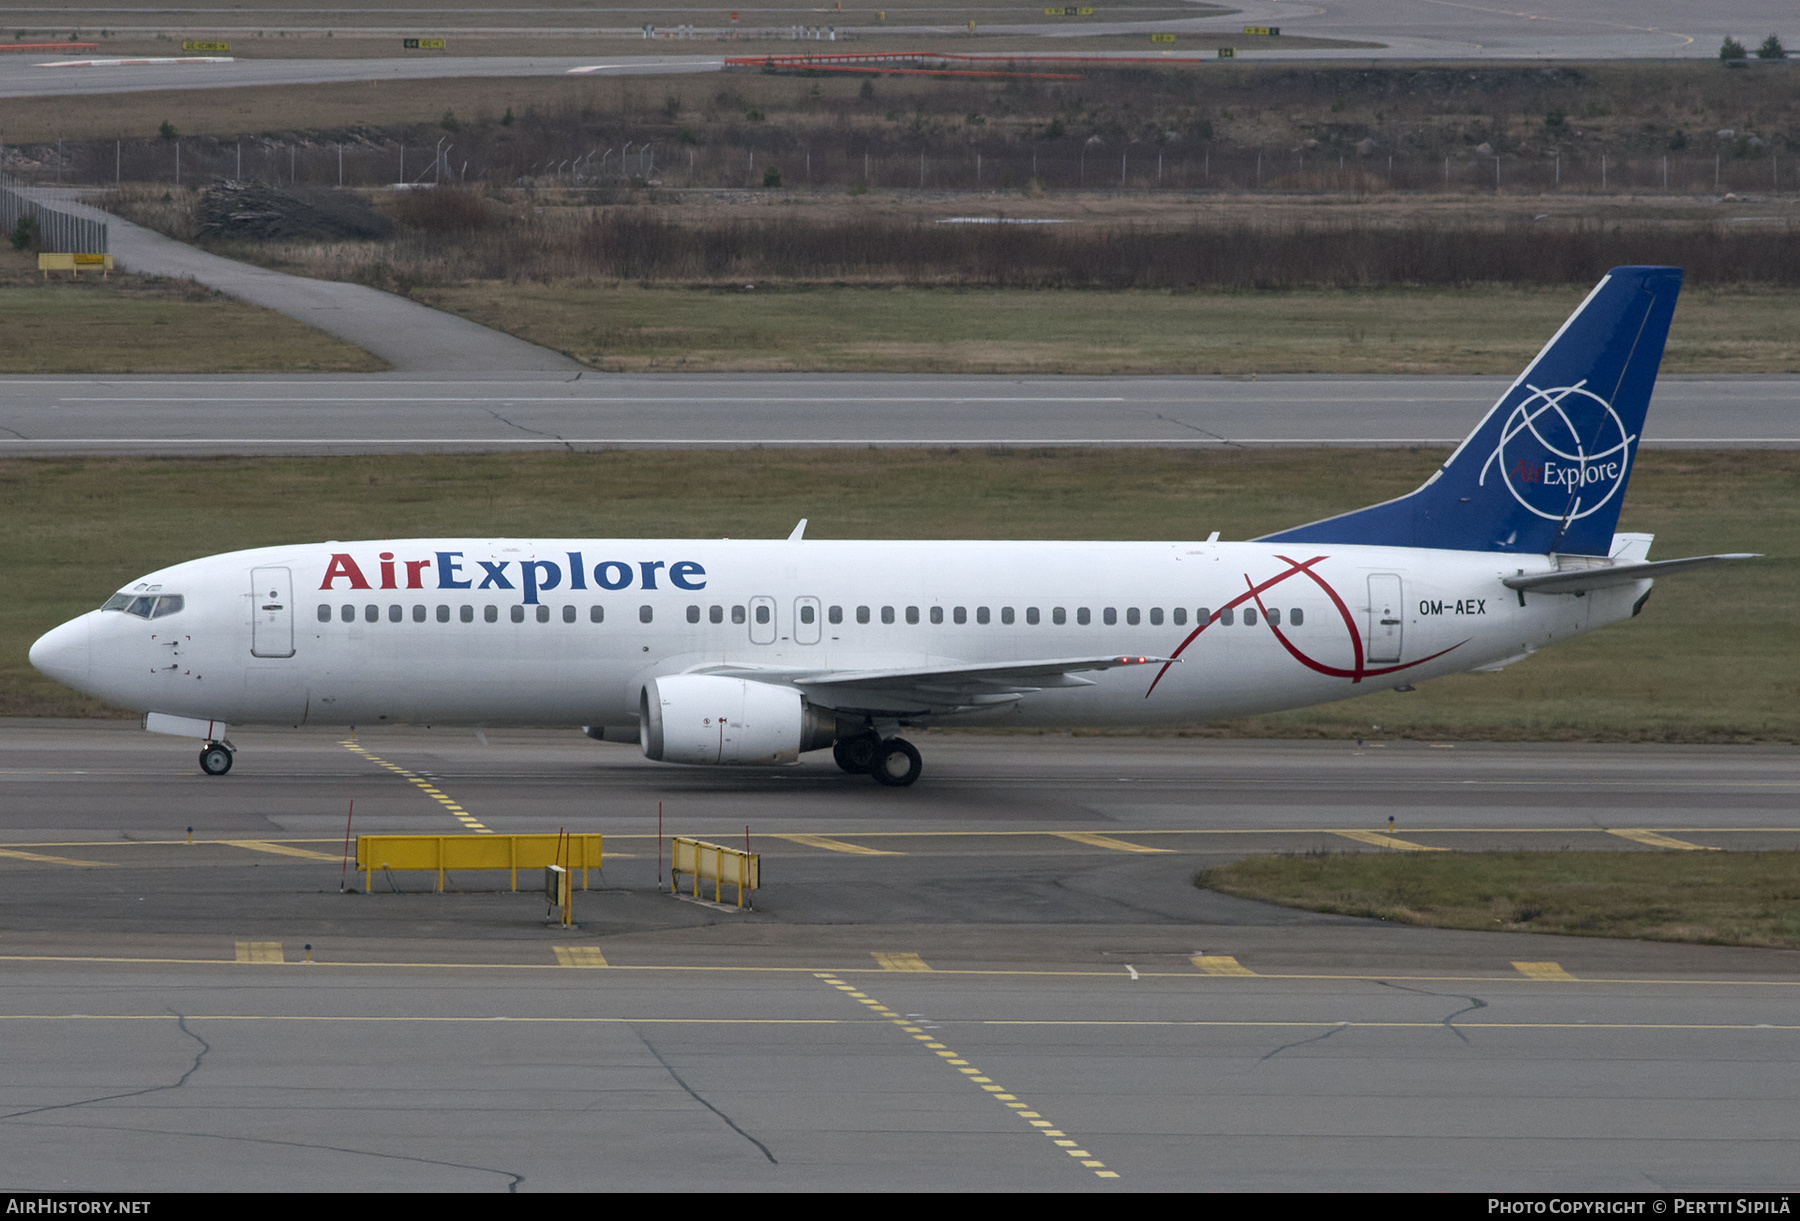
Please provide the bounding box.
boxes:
[770,833,903,855]
[1334,830,1448,852]
[1513,961,1577,981]
[818,972,1120,1181]
[0,848,116,867]
[1191,955,1256,976]
[1051,832,1172,854]
[222,840,341,861]
[1607,829,1720,851]
[2,953,1800,986]
[872,952,932,971]
[340,741,493,834]
[0,1015,1797,1032]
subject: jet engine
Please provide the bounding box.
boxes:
[640,674,835,765]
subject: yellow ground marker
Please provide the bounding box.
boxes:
[1052,832,1173,854]
[1607,829,1719,851]
[552,946,608,968]
[1191,955,1256,976]
[234,941,283,964]
[771,833,902,855]
[1334,830,1447,852]
[872,952,932,972]
[1513,961,1577,982]
[340,742,493,833]
[223,840,340,861]
[817,972,1120,1181]
[0,848,114,867]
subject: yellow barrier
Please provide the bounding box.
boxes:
[670,836,759,908]
[38,252,112,278]
[356,833,601,892]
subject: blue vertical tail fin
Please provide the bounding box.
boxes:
[1261,266,1682,556]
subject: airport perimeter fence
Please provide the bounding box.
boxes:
[0,174,108,253]
[13,136,1800,199]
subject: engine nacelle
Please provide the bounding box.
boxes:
[640,675,834,765]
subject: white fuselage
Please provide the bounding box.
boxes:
[35,537,1645,732]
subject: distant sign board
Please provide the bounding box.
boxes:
[1243,25,1279,35]
[1043,6,1094,13]
[1151,33,1175,42]
[1217,47,1235,57]
[181,40,229,52]
[402,37,446,49]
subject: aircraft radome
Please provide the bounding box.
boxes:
[29,266,1755,786]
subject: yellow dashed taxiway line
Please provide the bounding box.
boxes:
[1191,955,1256,976]
[340,741,493,834]
[1513,961,1577,982]
[816,973,1120,1181]
[1333,830,1448,852]
[1052,832,1171,854]
[769,833,902,855]
[553,946,608,967]
[1607,829,1719,851]
[0,848,115,867]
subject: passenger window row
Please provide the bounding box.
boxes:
[315,602,1309,629]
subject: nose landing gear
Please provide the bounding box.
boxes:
[199,741,234,776]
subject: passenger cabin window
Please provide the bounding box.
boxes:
[905,606,919,625]
[461,606,474,623]
[563,605,577,624]
[731,605,745,625]
[1026,607,1039,625]
[755,605,770,625]
[1243,607,1257,626]
[1103,608,1117,626]
[828,606,843,625]
[856,606,870,625]
[537,605,550,623]
[389,605,402,623]
[976,607,990,625]
[1267,607,1281,627]
[414,605,428,623]
[1077,608,1091,626]
[801,605,817,625]
[590,605,604,624]
[340,605,354,623]
[1219,608,1234,626]
[484,606,499,623]
[1173,608,1187,626]
[881,606,895,625]
[687,605,701,624]
[1053,607,1066,625]
[640,605,654,624]
[317,605,331,623]
[1125,608,1139,626]
[1149,608,1163,626]
[1001,607,1014,625]
[1197,607,1211,625]
[1290,607,1304,626]
[930,606,944,625]
[438,605,451,623]
[954,607,967,625]
[710,605,724,624]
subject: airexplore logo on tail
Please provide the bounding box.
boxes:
[1481,381,1636,522]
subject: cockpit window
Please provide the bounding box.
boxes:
[105,594,183,619]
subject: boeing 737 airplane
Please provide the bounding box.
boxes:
[29,266,1754,786]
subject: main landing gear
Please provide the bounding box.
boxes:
[833,732,922,787]
[199,741,234,776]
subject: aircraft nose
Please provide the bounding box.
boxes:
[29,615,92,688]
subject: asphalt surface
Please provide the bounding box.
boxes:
[1,723,1797,1191]
[0,371,1792,454]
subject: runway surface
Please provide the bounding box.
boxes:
[0,372,1792,454]
[2,723,1797,1190]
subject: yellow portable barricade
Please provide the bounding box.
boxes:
[356,833,601,892]
[670,836,759,908]
[38,252,113,278]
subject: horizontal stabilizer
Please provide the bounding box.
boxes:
[1503,553,1760,595]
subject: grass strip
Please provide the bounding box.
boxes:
[0,249,383,374]
[411,283,1800,375]
[1199,851,1800,950]
[4,448,1793,734]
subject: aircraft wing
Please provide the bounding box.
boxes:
[1502,553,1759,595]
[776,654,1176,716]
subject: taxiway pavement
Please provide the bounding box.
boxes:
[1,724,1795,1190]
